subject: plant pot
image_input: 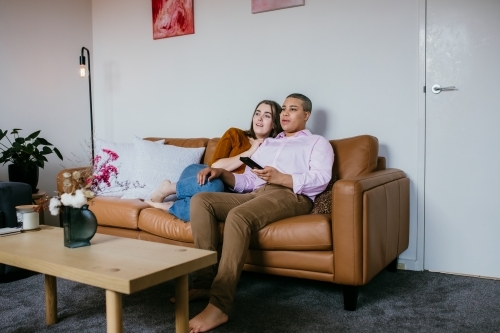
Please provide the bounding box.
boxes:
[8,164,39,193]
[60,205,97,248]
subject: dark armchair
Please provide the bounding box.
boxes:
[0,182,33,282]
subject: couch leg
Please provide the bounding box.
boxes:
[342,285,358,311]
[386,257,398,273]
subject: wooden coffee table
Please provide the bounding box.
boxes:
[0,226,216,332]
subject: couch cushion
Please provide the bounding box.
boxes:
[137,208,332,251]
[250,214,332,251]
[203,138,220,165]
[144,137,210,164]
[120,137,205,200]
[89,196,150,230]
[137,208,193,242]
[93,137,164,197]
[143,137,209,148]
[137,208,226,243]
[310,176,337,214]
[330,135,378,179]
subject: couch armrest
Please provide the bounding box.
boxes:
[332,168,409,286]
[56,167,91,194]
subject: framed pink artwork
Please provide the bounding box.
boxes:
[252,0,305,14]
[152,0,194,40]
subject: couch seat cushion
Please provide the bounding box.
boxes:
[89,197,150,230]
[138,208,193,242]
[138,209,332,249]
[250,214,332,251]
[138,208,226,243]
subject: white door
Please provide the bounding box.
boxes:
[424,0,500,278]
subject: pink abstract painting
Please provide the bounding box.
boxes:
[152,0,194,39]
[252,0,305,14]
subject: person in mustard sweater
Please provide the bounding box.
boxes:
[146,99,282,221]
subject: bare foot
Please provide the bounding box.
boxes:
[150,180,176,202]
[145,200,174,211]
[189,303,228,333]
[170,288,211,303]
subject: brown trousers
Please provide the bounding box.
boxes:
[190,184,313,315]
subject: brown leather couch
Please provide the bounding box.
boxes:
[56,134,409,310]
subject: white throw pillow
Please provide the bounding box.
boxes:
[120,137,206,200]
[93,137,164,197]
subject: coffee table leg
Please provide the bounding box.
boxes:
[106,290,123,333]
[45,274,57,325]
[175,274,189,333]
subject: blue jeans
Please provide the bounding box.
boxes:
[168,164,224,222]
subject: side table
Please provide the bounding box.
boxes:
[32,190,46,225]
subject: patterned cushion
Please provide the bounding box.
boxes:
[120,137,205,200]
[310,176,337,215]
[93,138,164,197]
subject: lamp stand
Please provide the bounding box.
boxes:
[80,47,94,162]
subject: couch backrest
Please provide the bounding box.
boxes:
[204,139,220,165]
[144,137,209,148]
[144,134,380,180]
[144,137,210,163]
[330,135,379,179]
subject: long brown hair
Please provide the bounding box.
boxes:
[243,100,283,139]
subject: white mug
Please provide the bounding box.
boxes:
[16,205,40,230]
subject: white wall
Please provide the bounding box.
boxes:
[0,0,93,225]
[0,0,421,268]
[92,0,421,268]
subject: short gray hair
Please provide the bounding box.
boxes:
[286,93,312,112]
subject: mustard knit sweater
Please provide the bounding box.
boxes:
[210,127,251,174]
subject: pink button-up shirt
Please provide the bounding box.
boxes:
[233,130,334,201]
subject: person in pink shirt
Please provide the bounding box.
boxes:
[187,93,334,333]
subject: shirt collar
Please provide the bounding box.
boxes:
[275,129,312,139]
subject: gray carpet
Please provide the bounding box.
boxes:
[1,269,499,332]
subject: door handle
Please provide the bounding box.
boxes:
[431,84,457,94]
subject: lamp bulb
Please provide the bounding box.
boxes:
[80,65,86,77]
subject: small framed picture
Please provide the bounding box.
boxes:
[152,0,194,40]
[252,0,305,14]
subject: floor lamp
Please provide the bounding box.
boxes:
[79,47,94,161]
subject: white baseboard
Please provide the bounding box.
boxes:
[427,270,500,281]
[397,258,421,271]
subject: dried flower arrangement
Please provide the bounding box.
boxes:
[35,149,143,215]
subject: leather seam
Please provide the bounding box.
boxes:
[252,244,332,250]
[263,221,329,227]
[353,169,404,184]
[396,180,401,255]
[351,178,355,283]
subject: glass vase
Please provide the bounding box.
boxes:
[61,205,97,248]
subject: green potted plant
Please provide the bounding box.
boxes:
[0,128,63,193]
